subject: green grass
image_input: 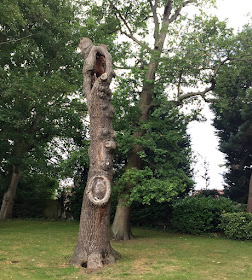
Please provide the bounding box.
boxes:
[0,220,251,280]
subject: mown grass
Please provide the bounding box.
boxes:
[0,220,251,280]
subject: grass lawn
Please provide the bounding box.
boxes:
[0,220,251,280]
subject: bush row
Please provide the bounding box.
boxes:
[171,196,252,240]
[171,196,237,234]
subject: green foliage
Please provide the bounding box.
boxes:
[13,199,48,218]
[211,26,252,203]
[130,201,172,227]
[113,101,194,206]
[194,189,222,198]
[17,172,58,201]
[57,146,89,220]
[10,172,59,218]
[219,212,252,240]
[0,0,87,200]
[171,196,237,234]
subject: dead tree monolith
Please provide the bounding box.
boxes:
[70,38,120,269]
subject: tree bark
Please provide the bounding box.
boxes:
[111,196,134,240]
[247,173,252,213]
[0,165,21,220]
[70,38,120,269]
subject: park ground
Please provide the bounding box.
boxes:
[0,220,251,280]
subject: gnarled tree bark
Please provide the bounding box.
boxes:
[70,38,120,269]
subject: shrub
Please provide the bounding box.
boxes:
[194,189,221,198]
[130,201,172,227]
[219,212,252,240]
[171,196,237,234]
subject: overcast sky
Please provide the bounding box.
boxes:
[189,0,251,190]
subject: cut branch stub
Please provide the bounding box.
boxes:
[86,175,111,206]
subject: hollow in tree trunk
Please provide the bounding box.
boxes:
[0,165,21,220]
[70,38,120,269]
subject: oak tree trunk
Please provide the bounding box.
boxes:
[247,173,252,213]
[111,196,134,240]
[0,165,21,220]
[111,61,162,240]
[70,38,120,269]
[111,140,143,240]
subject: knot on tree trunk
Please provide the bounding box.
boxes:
[86,175,111,206]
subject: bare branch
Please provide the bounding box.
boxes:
[177,82,215,103]
[163,0,173,23]
[113,64,133,70]
[177,58,229,103]
[0,34,33,45]
[169,0,194,23]
[121,31,152,53]
[229,56,252,63]
[109,0,151,52]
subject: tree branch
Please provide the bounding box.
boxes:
[141,103,161,121]
[169,0,194,23]
[113,64,134,70]
[177,57,229,103]
[0,34,33,45]
[109,0,152,52]
[120,31,152,52]
[148,0,160,40]
[177,69,183,100]
[156,0,172,49]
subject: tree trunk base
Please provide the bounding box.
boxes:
[112,198,134,241]
[0,165,21,220]
[70,196,121,270]
[70,244,121,270]
[112,230,135,241]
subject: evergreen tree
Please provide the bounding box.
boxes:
[211,26,252,209]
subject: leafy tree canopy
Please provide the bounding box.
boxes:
[0,0,86,199]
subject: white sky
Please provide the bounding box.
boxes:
[189,0,252,190]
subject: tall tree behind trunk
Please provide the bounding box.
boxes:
[111,0,173,240]
[0,165,21,220]
[70,38,120,269]
[247,173,252,213]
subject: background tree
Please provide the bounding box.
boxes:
[58,145,89,220]
[0,0,86,220]
[13,171,59,218]
[211,26,252,211]
[81,0,244,240]
[201,158,210,190]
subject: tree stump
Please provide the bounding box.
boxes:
[70,38,120,269]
